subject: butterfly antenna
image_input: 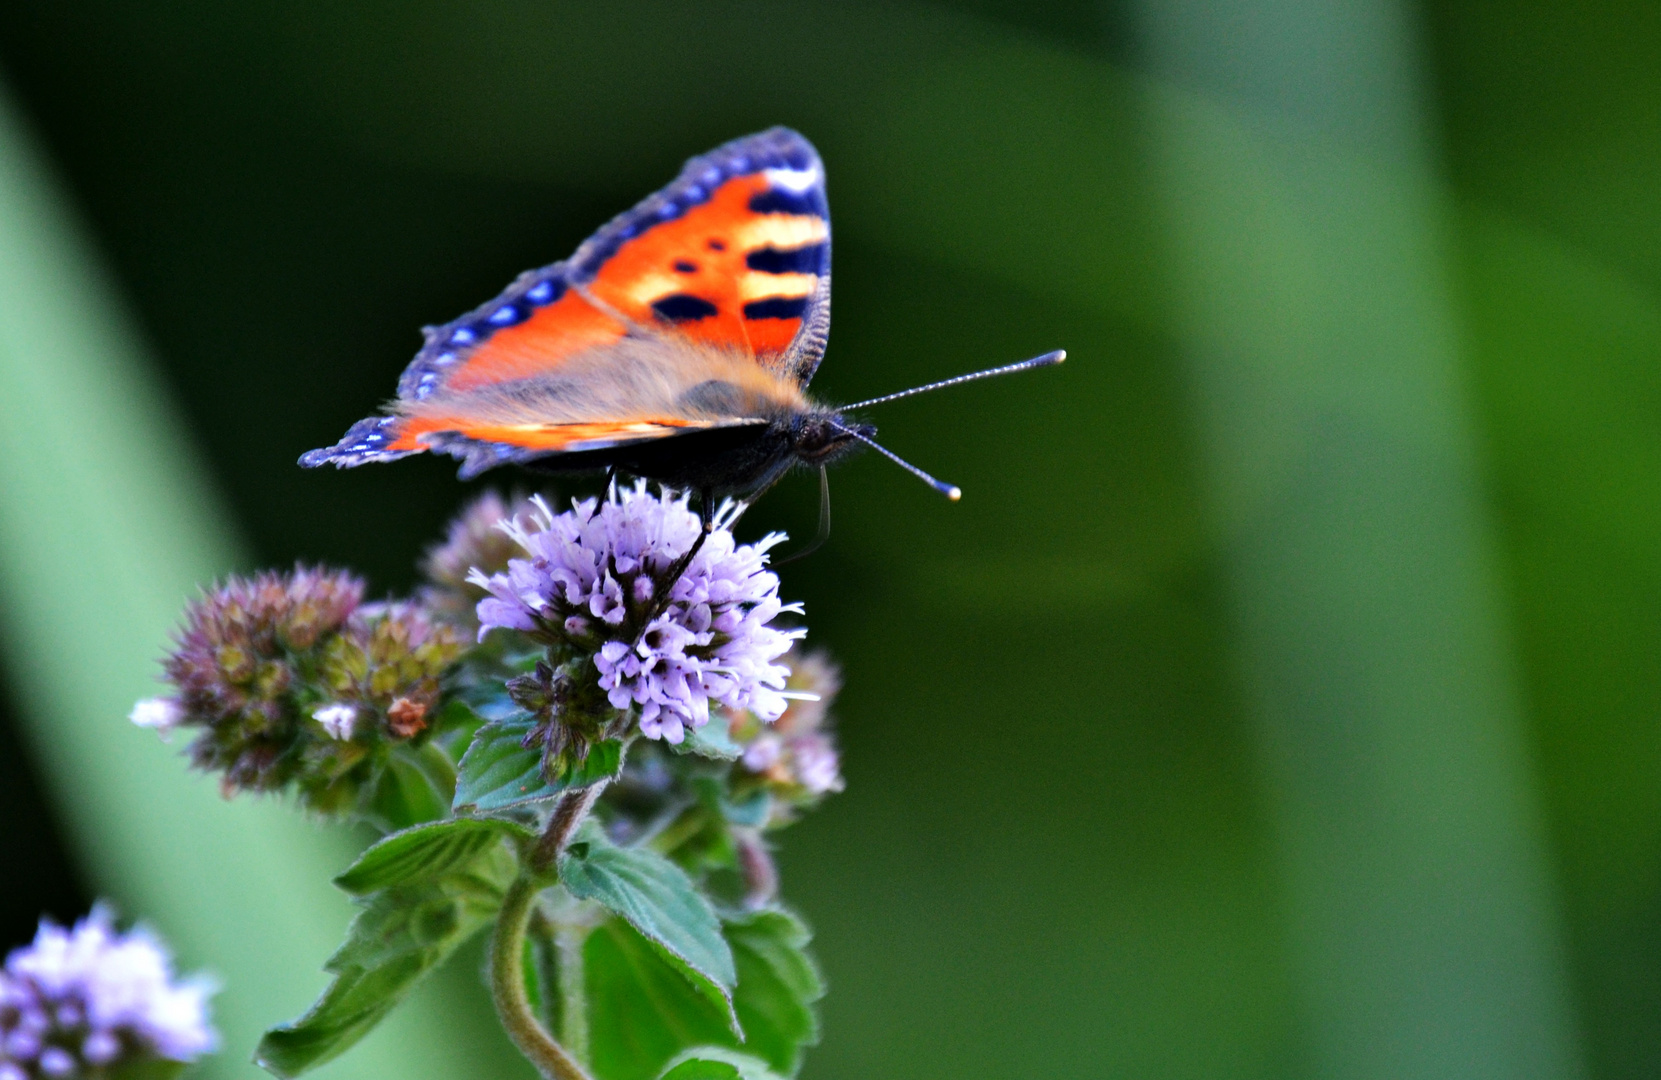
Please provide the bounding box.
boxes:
[830,422,962,501]
[840,350,1065,411]
[776,466,833,566]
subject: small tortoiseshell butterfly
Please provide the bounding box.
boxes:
[301,127,1061,529]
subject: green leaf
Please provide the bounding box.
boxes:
[257,951,433,1078]
[582,909,823,1080]
[559,829,737,1027]
[659,1047,784,1080]
[453,717,622,813]
[692,776,771,831]
[586,918,736,1080]
[676,714,742,761]
[257,822,521,1077]
[334,818,529,895]
[362,750,451,832]
[725,911,823,1075]
[456,686,520,721]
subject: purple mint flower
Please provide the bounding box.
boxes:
[0,906,216,1076]
[733,650,846,799]
[472,483,805,744]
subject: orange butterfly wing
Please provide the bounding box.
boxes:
[300,128,831,478]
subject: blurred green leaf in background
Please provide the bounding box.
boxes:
[1,0,1660,1078]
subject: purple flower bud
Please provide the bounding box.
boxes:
[37,1046,75,1077]
[4,1026,40,1059]
[82,1027,121,1065]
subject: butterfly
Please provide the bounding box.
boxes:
[301,127,1061,536]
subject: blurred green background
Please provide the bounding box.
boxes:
[1,1,1659,1078]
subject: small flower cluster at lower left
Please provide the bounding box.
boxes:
[1,906,216,1080]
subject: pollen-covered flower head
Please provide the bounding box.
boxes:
[144,567,464,812]
[471,483,804,745]
[731,650,846,804]
[0,906,216,1078]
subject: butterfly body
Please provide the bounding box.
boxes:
[520,408,869,497]
[302,127,848,499]
[302,126,1060,507]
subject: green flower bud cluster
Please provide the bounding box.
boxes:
[152,566,464,813]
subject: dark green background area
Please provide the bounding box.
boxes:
[0,1,1659,1078]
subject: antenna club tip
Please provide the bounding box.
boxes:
[946,486,963,502]
[1054,349,1066,363]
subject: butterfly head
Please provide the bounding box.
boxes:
[788,411,872,468]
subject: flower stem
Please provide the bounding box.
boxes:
[492,783,609,1080]
[531,782,608,872]
[491,877,593,1080]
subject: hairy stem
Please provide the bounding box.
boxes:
[491,876,594,1080]
[492,783,609,1080]
[531,782,608,872]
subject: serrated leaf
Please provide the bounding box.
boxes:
[454,717,622,813]
[726,911,823,1074]
[257,951,432,1078]
[582,908,823,1080]
[586,918,737,1080]
[334,818,528,895]
[257,821,521,1077]
[559,830,736,1017]
[659,1047,783,1080]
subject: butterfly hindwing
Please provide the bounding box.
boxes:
[301,128,831,476]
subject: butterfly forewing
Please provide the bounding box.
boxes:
[300,128,832,479]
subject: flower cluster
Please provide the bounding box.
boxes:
[0,907,215,1079]
[134,566,463,811]
[730,650,845,806]
[473,484,804,744]
[419,490,539,633]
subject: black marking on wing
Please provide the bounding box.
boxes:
[653,294,721,322]
[744,297,810,320]
[746,243,829,275]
